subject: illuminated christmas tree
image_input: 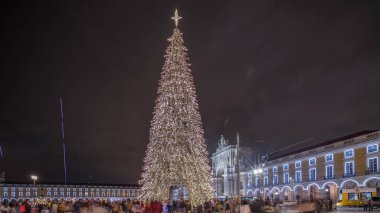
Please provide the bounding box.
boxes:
[139,10,212,206]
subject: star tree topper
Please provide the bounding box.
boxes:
[171,9,182,27]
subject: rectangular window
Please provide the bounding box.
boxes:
[273,167,278,173]
[326,165,334,178]
[53,192,57,196]
[19,192,23,197]
[348,193,358,201]
[309,168,316,181]
[283,164,289,170]
[264,177,268,186]
[60,192,64,196]
[345,149,354,158]
[47,192,51,197]
[26,192,30,197]
[3,192,8,197]
[345,161,354,176]
[295,161,301,168]
[368,157,378,172]
[73,192,76,197]
[309,158,316,165]
[67,192,70,197]
[283,173,289,184]
[361,192,372,201]
[368,144,378,153]
[295,171,302,182]
[273,175,278,185]
[11,192,15,197]
[255,177,259,187]
[264,169,268,174]
[325,154,333,162]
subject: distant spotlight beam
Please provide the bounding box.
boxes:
[60,97,67,184]
[269,138,314,155]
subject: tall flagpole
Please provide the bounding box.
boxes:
[236,132,240,213]
[60,97,67,184]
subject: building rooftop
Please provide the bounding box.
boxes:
[0,181,139,187]
[267,130,378,161]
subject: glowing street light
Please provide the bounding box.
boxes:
[253,168,263,175]
[31,175,38,204]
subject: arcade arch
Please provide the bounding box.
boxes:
[216,167,225,196]
[309,185,319,201]
[363,177,380,187]
[323,182,338,202]
[263,188,270,201]
[282,186,292,201]
[294,185,304,202]
[271,188,280,202]
[340,179,359,188]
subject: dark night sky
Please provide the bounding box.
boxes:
[1,0,380,184]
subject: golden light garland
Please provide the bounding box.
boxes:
[139,11,212,207]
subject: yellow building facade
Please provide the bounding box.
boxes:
[247,130,380,205]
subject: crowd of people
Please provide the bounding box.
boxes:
[314,199,334,212]
[0,199,201,213]
[0,198,320,213]
[363,199,374,211]
[0,197,372,213]
[0,198,236,213]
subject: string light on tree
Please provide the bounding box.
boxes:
[139,10,212,206]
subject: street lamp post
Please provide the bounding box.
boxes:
[253,168,263,200]
[236,133,240,213]
[31,175,38,205]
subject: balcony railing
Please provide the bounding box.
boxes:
[343,173,356,178]
[324,176,337,180]
[365,170,380,175]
